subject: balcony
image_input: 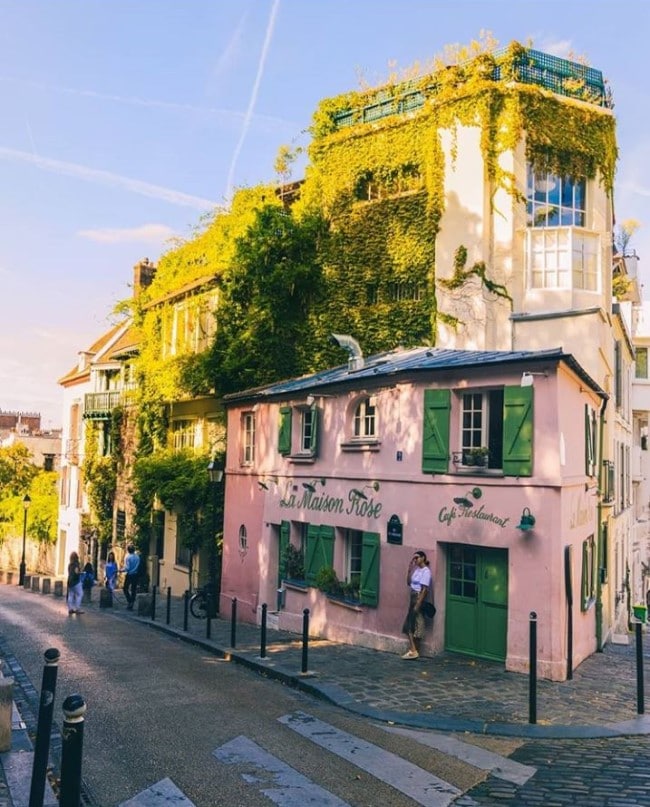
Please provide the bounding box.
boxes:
[83,391,122,420]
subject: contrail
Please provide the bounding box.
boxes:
[0,146,220,210]
[225,0,280,200]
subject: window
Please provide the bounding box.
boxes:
[60,466,69,507]
[238,525,248,555]
[153,511,165,559]
[614,341,622,409]
[449,545,477,600]
[387,282,424,302]
[242,413,255,465]
[43,454,54,472]
[527,170,585,228]
[636,347,648,380]
[345,529,363,589]
[422,385,533,476]
[528,229,598,290]
[278,405,319,457]
[354,398,376,439]
[585,406,597,477]
[172,419,196,451]
[116,509,126,542]
[354,165,423,202]
[581,535,596,611]
[304,524,380,607]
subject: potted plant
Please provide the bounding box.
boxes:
[281,543,305,582]
[465,447,489,467]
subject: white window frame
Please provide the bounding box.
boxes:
[300,408,315,453]
[242,412,255,465]
[345,529,363,586]
[353,397,376,439]
[172,419,197,451]
[526,228,599,291]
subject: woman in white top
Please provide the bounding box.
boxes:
[402,550,432,659]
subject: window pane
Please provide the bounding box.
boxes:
[463,581,477,598]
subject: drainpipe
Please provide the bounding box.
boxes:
[596,394,609,652]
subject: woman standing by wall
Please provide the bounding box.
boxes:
[402,551,432,659]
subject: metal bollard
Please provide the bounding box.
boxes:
[636,621,645,714]
[28,647,60,807]
[301,608,310,674]
[166,586,171,625]
[260,603,267,659]
[529,611,537,724]
[151,585,157,622]
[59,694,86,807]
[230,598,237,648]
[183,590,189,632]
[206,592,212,640]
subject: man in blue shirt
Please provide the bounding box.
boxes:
[121,545,141,611]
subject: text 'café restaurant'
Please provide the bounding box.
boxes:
[220,344,605,681]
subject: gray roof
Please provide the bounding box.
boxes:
[223,346,606,404]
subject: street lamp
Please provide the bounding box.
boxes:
[18,494,31,586]
[207,458,224,617]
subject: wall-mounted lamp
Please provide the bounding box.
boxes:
[516,507,536,531]
[306,395,315,407]
[521,371,548,388]
[207,457,224,483]
[453,487,482,509]
[302,478,326,493]
[350,482,380,500]
[258,475,278,491]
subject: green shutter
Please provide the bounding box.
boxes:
[305,524,334,585]
[422,389,450,474]
[310,405,319,457]
[580,540,589,611]
[585,405,595,476]
[279,521,290,584]
[360,531,380,607]
[278,407,292,455]
[305,524,320,586]
[502,385,533,477]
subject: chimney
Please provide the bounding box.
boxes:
[133,258,156,297]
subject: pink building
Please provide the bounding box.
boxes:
[221,344,605,681]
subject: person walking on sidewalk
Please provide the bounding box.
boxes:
[402,551,432,660]
[105,551,118,595]
[67,551,84,615]
[121,545,140,610]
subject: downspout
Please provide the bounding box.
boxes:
[596,394,609,652]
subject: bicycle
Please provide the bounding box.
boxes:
[189,584,217,619]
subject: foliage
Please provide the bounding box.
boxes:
[0,444,37,499]
[208,205,326,394]
[612,274,632,301]
[82,422,118,546]
[614,219,641,255]
[131,449,224,554]
[314,566,360,601]
[0,471,58,544]
[281,542,305,580]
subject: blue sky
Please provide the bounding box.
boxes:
[1,0,649,427]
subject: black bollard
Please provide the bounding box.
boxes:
[183,590,189,632]
[260,603,267,659]
[636,621,645,714]
[301,608,310,674]
[28,647,60,807]
[230,597,237,648]
[151,585,157,622]
[529,611,537,724]
[59,694,86,807]
[206,592,212,640]
[166,586,171,625]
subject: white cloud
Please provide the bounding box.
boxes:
[539,39,573,58]
[77,223,176,244]
[0,146,221,210]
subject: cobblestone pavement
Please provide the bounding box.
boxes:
[129,591,650,736]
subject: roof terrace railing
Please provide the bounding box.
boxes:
[331,48,610,132]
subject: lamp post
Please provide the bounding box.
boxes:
[18,494,31,586]
[207,458,224,617]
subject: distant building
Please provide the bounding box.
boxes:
[0,410,41,434]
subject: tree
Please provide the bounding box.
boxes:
[0,444,37,499]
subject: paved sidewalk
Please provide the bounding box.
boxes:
[114,590,650,740]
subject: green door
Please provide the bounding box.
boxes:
[445,545,508,661]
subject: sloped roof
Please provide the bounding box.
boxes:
[57,321,126,385]
[224,346,606,404]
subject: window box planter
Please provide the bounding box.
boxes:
[326,594,363,612]
[283,579,309,592]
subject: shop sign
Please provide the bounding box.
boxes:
[279,488,382,519]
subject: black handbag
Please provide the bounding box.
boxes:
[422,601,436,619]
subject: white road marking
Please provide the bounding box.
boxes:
[278,711,469,807]
[383,725,537,786]
[214,735,351,806]
[118,777,195,806]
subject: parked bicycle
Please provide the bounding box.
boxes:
[189,584,217,619]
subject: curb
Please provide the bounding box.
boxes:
[130,614,650,740]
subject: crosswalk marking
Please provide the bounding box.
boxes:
[214,735,351,806]
[278,711,471,807]
[118,777,195,806]
[382,726,536,786]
